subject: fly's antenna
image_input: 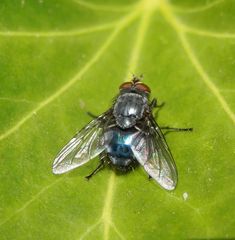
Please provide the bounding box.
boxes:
[132,74,144,84]
[131,73,137,82]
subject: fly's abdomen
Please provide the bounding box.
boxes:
[109,142,132,158]
[104,127,136,167]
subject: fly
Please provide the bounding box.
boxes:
[52,76,192,190]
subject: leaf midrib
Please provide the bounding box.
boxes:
[0,0,234,239]
[0,0,234,144]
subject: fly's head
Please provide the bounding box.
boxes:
[119,76,151,96]
[113,77,151,129]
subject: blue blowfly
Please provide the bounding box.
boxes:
[52,76,192,190]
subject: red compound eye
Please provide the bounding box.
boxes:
[135,82,151,93]
[119,81,132,90]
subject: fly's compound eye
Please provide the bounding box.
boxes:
[119,81,133,90]
[135,82,151,93]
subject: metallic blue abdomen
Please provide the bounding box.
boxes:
[104,127,136,167]
[109,132,133,158]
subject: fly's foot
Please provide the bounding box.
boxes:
[86,112,98,119]
[85,174,92,181]
[85,159,105,181]
[151,99,165,118]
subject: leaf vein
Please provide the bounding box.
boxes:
[110,222,126,240]
[172,0,226,14]
[125,0,158,80]
[79,219,102,240]
[0,177,64,227]
[0,97,38,104]
[183,25,235,39]
[0,10,139,142]
[159,0,235,125]
[74,0,133,12]
[0,22,115,38]
[102,173,116,240]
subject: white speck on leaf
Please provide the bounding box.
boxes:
[183,192,189,201]
[79,99,85,109]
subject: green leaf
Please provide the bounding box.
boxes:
[0,0,235,239]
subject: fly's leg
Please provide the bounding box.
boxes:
[150,98,165,110]
[161,126,193,136]
[87,112,98,119]
[149,111,193,135]
[149,98,157,110]
[85,160,104,180]
[85,154,106,180]
[161,126,193,131]
[150,98,165,118]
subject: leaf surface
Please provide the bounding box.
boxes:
[0,0,235,239]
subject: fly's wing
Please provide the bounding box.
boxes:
[131,117,177,190]
[52,111,112,174]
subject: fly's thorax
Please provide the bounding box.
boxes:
[113,92,149,129]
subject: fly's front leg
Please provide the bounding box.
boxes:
[161,126,193,132]
[85,153,107,180]
[150,98,165,110]
[150,98,165,119]
[161,126,193,136]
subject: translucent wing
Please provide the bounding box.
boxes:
[131,117,177,190]
[52,111,112,174]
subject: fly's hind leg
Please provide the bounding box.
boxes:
[85,153,107,180]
